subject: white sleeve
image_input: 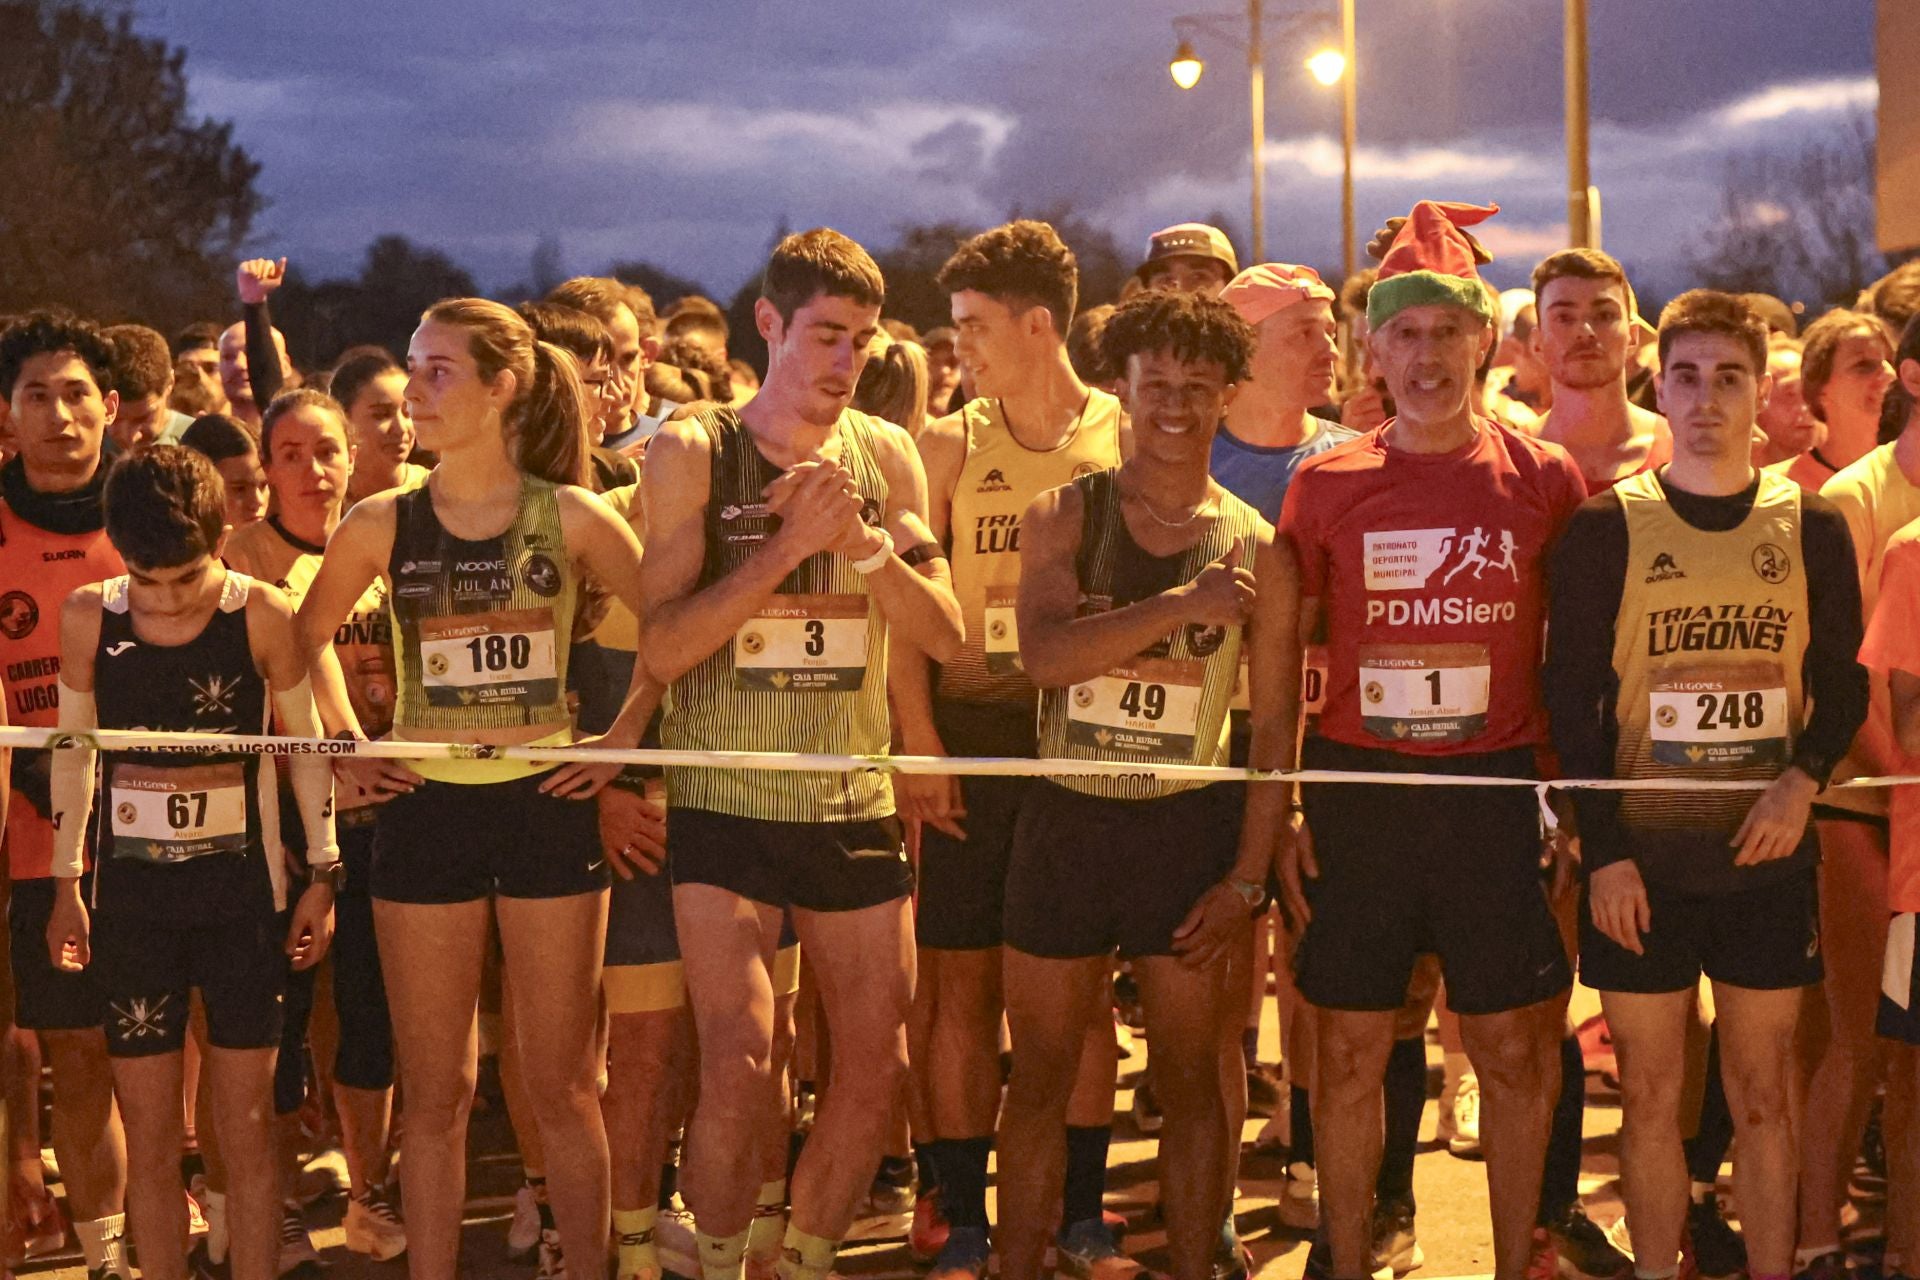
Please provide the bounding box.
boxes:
[271,676,339,865]
[48,682,98,880]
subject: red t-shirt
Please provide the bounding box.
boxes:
[1856,518,1920,914]
[1,501,123,881]
[1279,417,1586,757]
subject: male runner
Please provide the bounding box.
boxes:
[1135,224,1239,297]
[45,445,341,1280]
[894,220,1129,1280]
[1531,250,1671,491]
[640,228,963,1280]
[1001,288,1275,1280]
[0,315,132,1280]
[1546,290,1867,1280]
[1277,202,1584,1280]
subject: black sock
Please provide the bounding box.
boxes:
[912,1142,939,1194]
[1538,1033,1585,1224]
[1375,1036,1425,1207]
[1062,1125,1112,1229]
[1290,1084,1315,1166]
[934,1137,993,1230]
[1241,1027,1260,1067]
[656,1159,678,1211]
[1685,1025,1733,1188]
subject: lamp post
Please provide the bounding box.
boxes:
[1168,2,1340,265]
[1565,0,1596,247]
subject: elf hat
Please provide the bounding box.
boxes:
[1220,263,1337,328]
[1365,200,1500,331]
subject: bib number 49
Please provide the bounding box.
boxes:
[1117,680,1167,721]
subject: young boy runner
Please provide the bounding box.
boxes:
[45,445,340,1280]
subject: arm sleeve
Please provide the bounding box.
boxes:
[1542,494,1630,872]
[272,676,339,865]
[48,682,98,880]
[1793,495,1869,785]
[244,300,285,409]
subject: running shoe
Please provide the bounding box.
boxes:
[1683,1195,1744,1280]
[5,1185,68,1263]
[1793,1251,1850,1280]
[1276,1161,1319,1233]
[1442,1075,1482,1159]
[929,1225,991,1280]
[1130,1078,1163,1135]
[1215,1220,1254,1280]
[1056,1217,1141,1280]
[295,1149,349,1206]
[345,1188,408,1262]
[1544,1204,1631,1280]
[864,1157,916,1216]
[910,1188,951,1261]
[276,1206,319,1276]
[1601,1215,1634,1265]
[1370,1195,1424,1276]
[535,1227,566,1280]
[507,1183,543,1264]
[187,1242,230,1280]
[1527,1228,1559,1280]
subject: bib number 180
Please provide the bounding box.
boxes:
[465,633,533,672]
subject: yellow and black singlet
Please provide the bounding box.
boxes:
[937,391,1124,707]
[661,408,894,823]
[1036,468,1262,802]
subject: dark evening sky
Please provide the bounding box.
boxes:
[146,0,1876,300]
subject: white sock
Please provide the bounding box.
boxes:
[76,1214,128,1275]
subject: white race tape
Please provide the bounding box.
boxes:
[0,725,1912,792]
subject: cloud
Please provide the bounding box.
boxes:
[1712,76,1877,128]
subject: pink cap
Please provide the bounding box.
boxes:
[1220,263,1337,327]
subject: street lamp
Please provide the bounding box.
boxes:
[1167,2,1348,268]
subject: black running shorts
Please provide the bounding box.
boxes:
[1293,738,1571,1016]
[1580,862,1823,994]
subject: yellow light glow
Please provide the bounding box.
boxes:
[1170,40,1204,89]
[1306,48,1346,86]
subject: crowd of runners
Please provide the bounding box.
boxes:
[1,198,1918,1280]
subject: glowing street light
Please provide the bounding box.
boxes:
[1169,40,1205,89]
[1306,47,1346,86]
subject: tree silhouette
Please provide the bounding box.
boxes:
[0,0,263,327]
[271,236,477,368]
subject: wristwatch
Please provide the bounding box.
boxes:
[1226,877,1266,909]
[309,861,347,892]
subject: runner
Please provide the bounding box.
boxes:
[1778,309,1894,493]
[1802,313,1920,1280]
[177,415,268,529]
[1755,341,1820,469]
[44,444,341,1280]
[222,390,406,1262]
[1211,261,1352,1238]
[1545,290,1867,1280]
[1532,249,1671,490]
[294,298,654,1280]
[641,228,961,1280]
[1276,202,1584,1280]
[1134,224,1239,297]
[895,220,1129,1280]
[0,315,132,1280]
[999,288,1270,1280]
[1856,512,1920,1280]
[326,350,429,505]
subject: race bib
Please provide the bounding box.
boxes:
[110,762,248,863]
[983,586,1021,675]
[1067,657,1205,763]
[735,594,868,692]
[1357,643,1490,744]
[420,608,559,709]
[1229,646,1328,715]
[1649,663,1789,766]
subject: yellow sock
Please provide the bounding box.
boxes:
[747,1179,788,1262]
[696,1226,750,1280]
[615,1207,660,1280]
[774,1225,837,1280]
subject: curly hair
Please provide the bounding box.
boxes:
[102,324,174,400]
[1099,290,1255,385]
[0,312,117,400]
[937,220,1079,337]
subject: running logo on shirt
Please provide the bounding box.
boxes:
[1363,527,1518,592]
